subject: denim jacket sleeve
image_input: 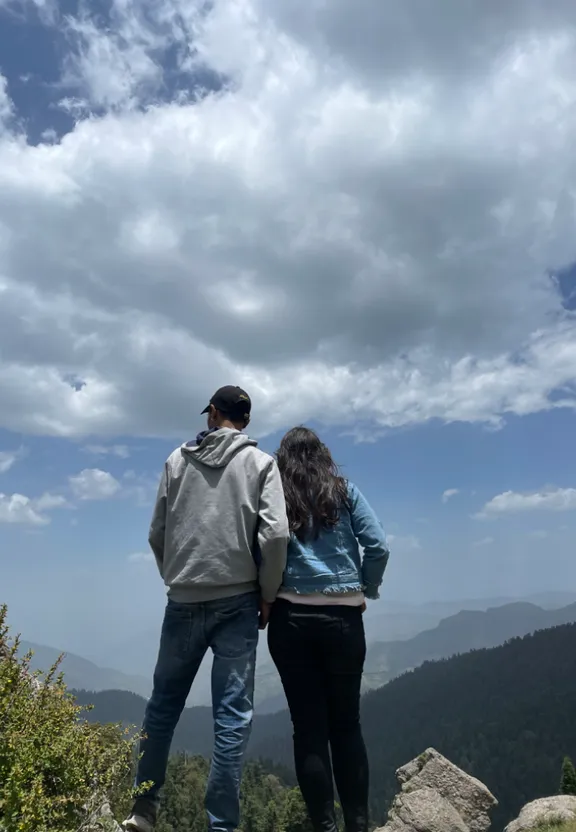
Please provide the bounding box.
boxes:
[348,482,390,600]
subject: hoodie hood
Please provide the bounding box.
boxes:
[182,428,258,469]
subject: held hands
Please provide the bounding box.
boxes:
[259,600,273,630]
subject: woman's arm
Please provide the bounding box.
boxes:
[348,482,390,600]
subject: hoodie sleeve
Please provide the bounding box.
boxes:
[349,482,390,600]
[257,459,289,603]
[148,464,168,577]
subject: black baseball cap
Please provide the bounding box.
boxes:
[201,385,252,420]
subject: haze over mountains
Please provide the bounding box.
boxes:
[361,590,576,644]
[22,590,576,708]
[72,590,576,683]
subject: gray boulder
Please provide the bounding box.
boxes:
[397,748,498,832]
[385,787,469,832]
[377,748,497,832]
[505,796,576,832]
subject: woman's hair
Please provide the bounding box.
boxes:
[276,426,349,542]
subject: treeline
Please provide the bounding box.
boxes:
[156,755,310,832]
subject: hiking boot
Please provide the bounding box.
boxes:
[122,798,158,832]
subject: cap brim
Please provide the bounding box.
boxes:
[200,405,210,414]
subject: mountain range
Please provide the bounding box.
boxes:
[254,599,576,711]
[19,640,151,698]
[19,595,576,712]
[362,600,576,691]
[361,589,576,643]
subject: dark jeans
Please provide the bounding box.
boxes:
[135,592,259,832]
[268,600,369,832]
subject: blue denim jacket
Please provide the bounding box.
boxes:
[280,482,389,600]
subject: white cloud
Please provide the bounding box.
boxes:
[0,450,20,473]
[83,444,130,459]
[34,492,70,511]
[0,1,575,440]
[69,468,121,501]
[128,551,154,563]
[442,489,460,504]
[0,74,13,134]
[478,487,576,517]
[0,485,70,525]
[63,14,162,111]
[387,534,421,552]
[0,493,48,525]
[473,536,495,547]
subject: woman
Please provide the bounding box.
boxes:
[268,427,390,832]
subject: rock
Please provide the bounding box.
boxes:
[504,796,576,832]
[396,748,497,832]
[80,800,122,832]
[385,787,469,832]
[376,748,497,832]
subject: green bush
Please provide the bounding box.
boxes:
[0,605,138,832]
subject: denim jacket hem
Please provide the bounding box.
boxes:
[280,580,365,595]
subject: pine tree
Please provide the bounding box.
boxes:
[281,789,313,832]
[560,756,576,796]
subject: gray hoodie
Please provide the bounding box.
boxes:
[148,428,289,603]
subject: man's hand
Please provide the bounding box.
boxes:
[259,600,273,630]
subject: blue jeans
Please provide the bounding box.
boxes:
[135,591,259,832]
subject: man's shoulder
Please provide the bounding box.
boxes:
[241,444,275,470]
[165,445,185,468]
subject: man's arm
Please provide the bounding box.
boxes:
[148,464,168,577]
[257,460,289,604]
[349,483,390,600]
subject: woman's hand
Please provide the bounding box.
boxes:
[259,600,273,629]
[360,601,367,614]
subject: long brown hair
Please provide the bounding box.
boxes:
[276,426,349,542]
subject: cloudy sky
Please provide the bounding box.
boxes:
[1,0,576,661]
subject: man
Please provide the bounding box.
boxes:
[123,386,289,832]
